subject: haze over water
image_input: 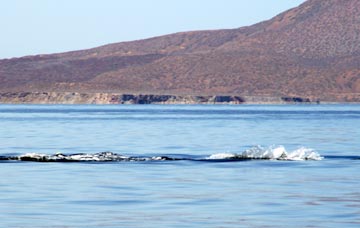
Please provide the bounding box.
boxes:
[0,104,359,227]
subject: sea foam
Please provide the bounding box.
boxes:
[208,146,323,161]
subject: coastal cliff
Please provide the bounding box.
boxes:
[0,92,318,104]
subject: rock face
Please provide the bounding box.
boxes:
[0,92,315,104]
[0,0,360,103]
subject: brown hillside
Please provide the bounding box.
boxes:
[0,0,359,102]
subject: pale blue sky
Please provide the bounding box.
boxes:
[1,0,305,59]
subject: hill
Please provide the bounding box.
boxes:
[0,0,359,103]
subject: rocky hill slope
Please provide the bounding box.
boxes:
[0,0,359,102]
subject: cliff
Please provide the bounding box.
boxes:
[0,92,316,104]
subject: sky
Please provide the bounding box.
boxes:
[1,0,306,59]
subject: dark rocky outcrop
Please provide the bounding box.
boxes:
[281,97,311,103]
[119,94,177,104]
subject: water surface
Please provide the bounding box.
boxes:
[0,105,359,227]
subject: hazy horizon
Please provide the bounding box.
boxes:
[1,0,305,59]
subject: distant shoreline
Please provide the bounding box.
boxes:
[0,91,344,104]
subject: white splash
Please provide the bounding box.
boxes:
[18,152,132,162]
[16,152,178,162]
[19,153,48,160]
[208,146,323,161]
[208,153,237,159]
[15,147,322,162]
[285,147,323,161]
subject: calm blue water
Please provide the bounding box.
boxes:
[0,104,359,227]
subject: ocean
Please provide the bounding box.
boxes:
[0,104,359,227]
